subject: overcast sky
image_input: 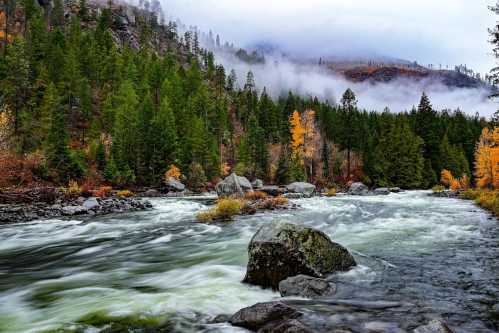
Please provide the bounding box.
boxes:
[163,0,497,74]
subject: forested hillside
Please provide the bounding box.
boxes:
[0,0,488,191]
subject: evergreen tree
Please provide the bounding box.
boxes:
[108,80,139,184]
[46,104,84,182]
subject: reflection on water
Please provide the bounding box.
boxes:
[0,192,497,332]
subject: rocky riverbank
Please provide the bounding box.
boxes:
[0,188,152,225]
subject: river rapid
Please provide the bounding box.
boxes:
[0,191,498,333]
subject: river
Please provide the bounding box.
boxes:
[0,191,497,332]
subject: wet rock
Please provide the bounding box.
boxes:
[252,179,264,189]
[143,189,161,197]
[389,187,401,193]
[348,182,369,196]
[165,177,186,192]
[284,193,305,199]
[279,275,336,298]
[216,173,253,198]
[259,319,313,333]
[373,188,390,195]
[260,186,286,197]
[413,320,454,333]
[286,182,316,197]
[208,314,230,324]
[62,205,88,216]
[82,197,100,210]
[244,220,356,289]
[229,301,300,331]
[429,191,459,198]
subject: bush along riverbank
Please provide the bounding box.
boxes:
[0,185,152,224]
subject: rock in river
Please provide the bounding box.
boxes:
[243,220,356,289]
[286,182,316,197]
[373,188,390,195]
[348,182,369,196]
[229,301,302,331]
[165,177,186,192]
[216,173,253,198]
[279,275,336,298]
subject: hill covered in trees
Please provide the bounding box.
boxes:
[0,0,489,191]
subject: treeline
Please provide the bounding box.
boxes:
[0,0,487,190]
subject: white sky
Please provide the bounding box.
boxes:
[164,0,498,74]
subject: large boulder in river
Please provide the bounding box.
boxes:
[243,221,356,289]
[165,177,186,192]
[413,320,454,333]
[279,275,336,298]
[348,182,369,196]
[286,182,316,197]
[216,173,253,198]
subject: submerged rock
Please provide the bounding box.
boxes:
[413,320,454,333]
[348,182,369,196]
[229,301,301,331]
[279,275,336,298]
[244,221,356,289]
[286,182,316,197]
[215,173,253,198]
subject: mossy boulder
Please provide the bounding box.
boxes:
[243,221,356,289]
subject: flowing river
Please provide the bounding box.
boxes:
[0,191,498,333]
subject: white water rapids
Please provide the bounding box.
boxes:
[0,191,497,332]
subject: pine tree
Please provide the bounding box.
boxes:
[51,0,65,28]
[46,104,83,182]
[108,80,139,184]
[151,97,178,179]
[340,88,358,180]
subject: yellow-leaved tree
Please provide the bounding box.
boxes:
[289,111,305,159]
[302,109,320,180]
[165,164,182,181]
[474,127,499,189]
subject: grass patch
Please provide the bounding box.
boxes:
[244,191,268,200]
[325,188,337,197]
[197,198,245,223]
[432,185,445,193]
[460,189,499,217]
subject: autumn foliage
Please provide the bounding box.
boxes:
[474,127,499,189]
[165,164,182,181]
[440,169,470,191]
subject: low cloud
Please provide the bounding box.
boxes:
[216,51,496,117]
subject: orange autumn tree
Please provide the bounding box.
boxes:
[302,109,321,180]
[289,110,321,181]
[289,111,305,159]
[474,127,499,189]
[440,169,470,191]
[165,164,182,181]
